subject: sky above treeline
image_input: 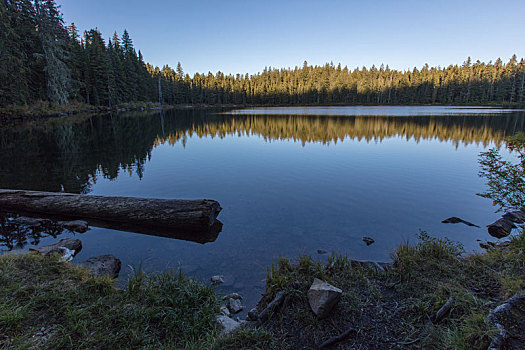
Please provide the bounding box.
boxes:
[56,0,525,76]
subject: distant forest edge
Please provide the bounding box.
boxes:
[1,0,525,112]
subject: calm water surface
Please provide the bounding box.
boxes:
[1,106,524,308]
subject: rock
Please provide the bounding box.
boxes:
[247,308,259,321]
[211,275,224,285]
[441,216,480,227]
[56,247,75,262]
[227,298,243,314]
[223,293,242,300]
[502,210,525,224]
[78,255,121,278]
[317,249,328,254]
[488,295,525,350]
[59,220,89,233]
[362,237,375,246]
[307,278,342,318]
[12,217,52,227]
[30,238,82,257]
[216,315,241,335]
[220,305,231,317]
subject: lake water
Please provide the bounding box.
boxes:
[1,106,524,309]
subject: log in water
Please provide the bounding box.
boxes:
[0,189,222,242]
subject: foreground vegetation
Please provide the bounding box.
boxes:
[2,1,525,111]
[0,253,221,349]
[1,231,524,349]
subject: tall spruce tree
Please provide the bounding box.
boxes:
[35,0,71,104]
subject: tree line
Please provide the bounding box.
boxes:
[2,0,525,108]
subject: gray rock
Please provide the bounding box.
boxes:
[307,278,342,318]
[78,255,121,278]
[216,315,241,335]
[220,305,231,317]
[59,220,89,233]
[227,298,244,314]
[223,293,242,300]
[56,247,75,262]
[30,238,82,257]
[488,295,525,350]
[247,308,259,321]
[211,275,224,285]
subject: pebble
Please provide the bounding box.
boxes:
[211,275,224,285]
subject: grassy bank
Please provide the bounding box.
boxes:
[1,231,524,349]
[0,253,221,349]
[235,231,525,349]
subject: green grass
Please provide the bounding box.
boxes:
[223,230,525,349]
[2,230,524,349]
[0,253,221,349]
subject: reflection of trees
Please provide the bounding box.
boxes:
[156,112,525,148]
[0,214,63,251]
[0,110,524,194]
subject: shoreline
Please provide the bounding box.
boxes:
[1,102,522,124]
[1,231,523,349]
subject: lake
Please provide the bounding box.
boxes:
[1,106,524,309]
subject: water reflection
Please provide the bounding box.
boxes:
[1,109,524,194]
[2,107,525,312]
[0,213,65,251]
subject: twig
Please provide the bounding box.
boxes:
[257,291,286,323]
[430,296,454,323]
[319,327,357,349]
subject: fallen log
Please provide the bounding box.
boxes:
[0,189,222,240]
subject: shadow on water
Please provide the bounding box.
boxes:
[0,210,222,251]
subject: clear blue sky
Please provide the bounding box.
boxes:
[56,0,525,76]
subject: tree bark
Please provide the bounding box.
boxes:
[0,189,222,240]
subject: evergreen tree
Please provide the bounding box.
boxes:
[35,0,71,104]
